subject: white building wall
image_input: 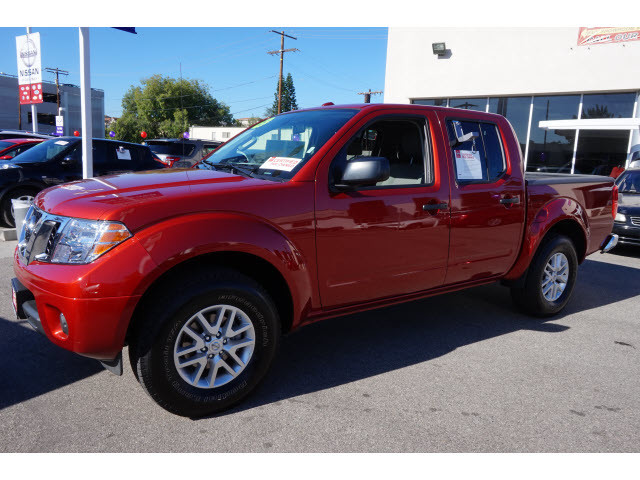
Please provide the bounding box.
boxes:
[384,27,640,103]
[189,126,245,142]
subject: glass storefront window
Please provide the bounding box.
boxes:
[412,99,447,107]
[526,95,580,173]
[488,96,531,157]
[449,98,486,111]
[574,130,629,176]
[581,92,636,119]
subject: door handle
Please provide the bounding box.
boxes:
[499,196,520,205]
[423,203,449,211]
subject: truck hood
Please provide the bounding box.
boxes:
[36,168,276,231]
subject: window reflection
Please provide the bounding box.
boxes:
[581,93,636,119]
[488,97,531,157]
[449,98,486,111]
[412,99,447,107]
[574,130,629,176]
[526,95,580,173]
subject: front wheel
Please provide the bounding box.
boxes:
[511,234,578,317]
[129,268,280,417]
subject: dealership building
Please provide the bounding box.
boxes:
[0,73,105,137]
[384,27,640,175]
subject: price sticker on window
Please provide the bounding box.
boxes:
[454,149,484,180]
[260,156,302,172]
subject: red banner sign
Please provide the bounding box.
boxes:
[578,27,640,46]
[19,83,43,105]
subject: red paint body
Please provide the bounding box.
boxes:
[13,104,616,361]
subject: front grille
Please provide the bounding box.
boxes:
[631,217,640,227]
[18,207,66,265]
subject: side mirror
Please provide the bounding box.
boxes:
[0,155,12,160]
[61,156,77,166]
[334,156,390,190]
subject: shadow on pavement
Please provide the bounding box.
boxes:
[216,257,640,417]
[608,244,640,259]
[1,256,638,415]
[0,316,102,411]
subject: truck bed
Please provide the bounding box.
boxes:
[525,172,613,186]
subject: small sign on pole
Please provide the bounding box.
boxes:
[16,32,43,105]
[55,115,64,136]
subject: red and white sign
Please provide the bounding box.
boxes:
[16,32,43,105]
[19,83,42,105]
[260,156,302,172]
[577,27,640,46]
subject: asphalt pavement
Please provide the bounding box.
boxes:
[0,239,639,452]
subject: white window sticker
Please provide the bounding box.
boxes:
[454,149,484,180]
[116,147,131,160]
[260,156,302,172]
[54,140,69,146]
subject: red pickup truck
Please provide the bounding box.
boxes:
[12,104,618,417]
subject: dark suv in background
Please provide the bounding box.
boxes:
[0,137,165,227]
[144,138,222,168]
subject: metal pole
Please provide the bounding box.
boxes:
[278,32,284,115]
[79,27,93,178]
[26,27,37,133]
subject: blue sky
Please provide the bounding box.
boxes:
[0,27,388,119]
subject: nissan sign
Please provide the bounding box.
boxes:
[16,32,43,104]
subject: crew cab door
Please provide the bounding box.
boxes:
[439,113,525,284]
[314,110,451,308]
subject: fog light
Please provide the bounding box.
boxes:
[59,313,69,335]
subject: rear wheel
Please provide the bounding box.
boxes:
[129,268,280,417]
[1,187,37,228]
[511,234,578,316]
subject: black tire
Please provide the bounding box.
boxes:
[510,234,578,317]
[129,267,280,417]
[1,187,38,228]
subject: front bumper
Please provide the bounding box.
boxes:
[12,236,157,361]
[613,223,640,247]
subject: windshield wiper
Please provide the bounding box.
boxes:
[211,163,257,178]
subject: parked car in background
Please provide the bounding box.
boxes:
[0,137,165,227]
[144,138,222,168]
[613,168,640,246]
[0,130,53,140]
[0,138,44,160]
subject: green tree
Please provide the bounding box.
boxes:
[108,74,234,142]
[266,72,298,116]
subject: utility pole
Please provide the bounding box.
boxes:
[358,89,383,104]
[44,67,69,112]
[268,30,299,114]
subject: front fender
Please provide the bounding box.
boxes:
[504,197,589,281]
[133,211,314,326]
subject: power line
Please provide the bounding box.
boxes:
[231,103,272,116]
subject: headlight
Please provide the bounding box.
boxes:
[2,163,20,169]
[50,218,131,264]
[614,212,626,223]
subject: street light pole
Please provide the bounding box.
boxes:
[79,27,93,178]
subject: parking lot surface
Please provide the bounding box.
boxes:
[0,241,639,452]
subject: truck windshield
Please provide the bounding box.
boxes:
[198,109,357,181]
[616,170,640,194]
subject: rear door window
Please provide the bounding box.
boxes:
[447,120,506,184]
